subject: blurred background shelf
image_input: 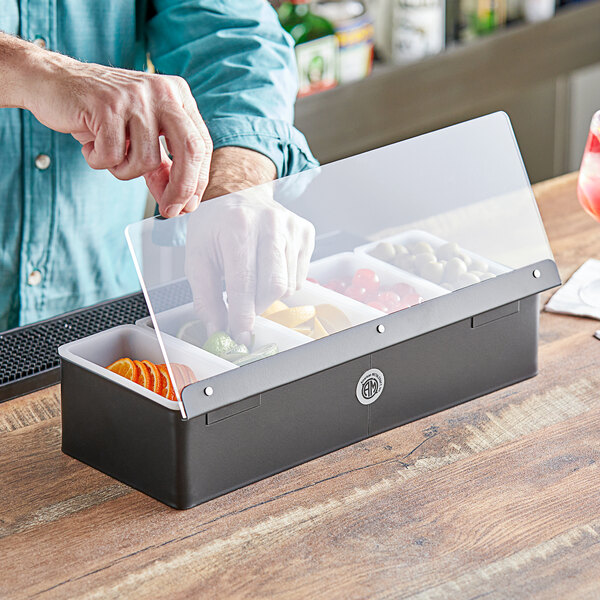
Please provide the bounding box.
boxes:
[295,0,600,182]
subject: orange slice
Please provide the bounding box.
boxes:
[181,364,198,386]
[170,363,198,389]
[134,360,152,389]
[157,364,176,401]
[142,360,161,394]
[107,358,139,382]
[154,365,167,396]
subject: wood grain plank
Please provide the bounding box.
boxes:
[0,386,60,433]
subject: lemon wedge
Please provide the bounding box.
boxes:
[311,317,328,339]
[265,305,316,328]
[261,300,289,318]
[315,304,352,334]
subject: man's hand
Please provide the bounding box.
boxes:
[1,34,212,218]
[185,188,315,346]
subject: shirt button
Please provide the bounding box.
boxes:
[28,270,43,286]
[35,154,51,170]
[33,37,47,49]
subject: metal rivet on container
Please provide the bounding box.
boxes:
[204,386,213,396]
[377,324,385,334]
[533,269,541,278]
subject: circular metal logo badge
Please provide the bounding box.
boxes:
[356,369,385,405]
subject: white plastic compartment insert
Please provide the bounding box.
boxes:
[281,279,382,328]
[137,303,310,352]
[58,324,235,410]
[309,252,448,304]
[356,230,509,290]
[138,282,378,350]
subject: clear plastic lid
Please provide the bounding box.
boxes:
[125,112,558,418]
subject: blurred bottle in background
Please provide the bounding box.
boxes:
[390,0,445,63]
[458,0,507,40]
[362,0,394,59]
[505,0,522,23]
[522,0,555,22]
[313,1,375,84]
[278,0,339,96]
[274,0,562,80]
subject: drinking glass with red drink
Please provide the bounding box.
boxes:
[576,110,600,306]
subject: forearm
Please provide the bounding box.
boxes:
[0,32,43,109]
[147,1,318,178]
[203,147,277,201]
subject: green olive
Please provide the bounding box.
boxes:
[436,242,460,261]
[457,252,472,268]
[456,272,480,287]
[414,252,436,271]
[411,241,435,255]
[443,257,467,283]
[470,257,488,272]
[370,242,396,262]
[420,260,444,283]
[394,253,416,272]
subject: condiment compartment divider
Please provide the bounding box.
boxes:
[135,282,383,351]
[136,303,310,351]
[308,252,449,304]
[355,230,509,290]
[58,324,235,409]
[280,280,382,328]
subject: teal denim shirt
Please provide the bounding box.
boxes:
[0,0,317,330]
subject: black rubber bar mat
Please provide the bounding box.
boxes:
[0,292,150,403]
[0,278,196,404]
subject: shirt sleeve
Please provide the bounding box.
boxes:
[146,0,319,178]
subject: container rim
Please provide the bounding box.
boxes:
[180,258,560,420]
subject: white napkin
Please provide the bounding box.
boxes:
[545,258,600,320]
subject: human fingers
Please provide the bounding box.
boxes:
[143,144,172,207]
[255,229,289,316]
[221,222,259,346]
[186,252,228,336]
[296,220,316,290]
[158,109,208,218]
[168,76,213,208]
[284,237,298,298]
[110,113,162,181]
[72,131,94,145]
[81,116,127,170]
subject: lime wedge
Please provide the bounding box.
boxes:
[203,331,239,356]
[176,320,207,347]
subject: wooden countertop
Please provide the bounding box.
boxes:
[2,172,599,599]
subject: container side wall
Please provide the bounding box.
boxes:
[369,295,539,434]
[177,356,371,508]
[61,364,183,508]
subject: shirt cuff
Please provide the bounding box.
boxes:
[205,116,319,178]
